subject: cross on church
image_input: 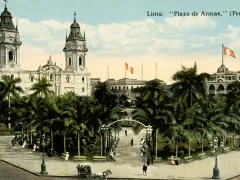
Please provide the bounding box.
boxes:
[74,12,76,22]
[3,0,8,7]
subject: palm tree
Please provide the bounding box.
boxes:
[30,77,52,98]
[189,95,227,154]
[0,75,23,129]
[69,121,87,156]
[225,81,240,147]
[133,79,173,157]
[94,81,117,109]
[56,92,77,153]
[171,63,210,157]
[41,98,61,150]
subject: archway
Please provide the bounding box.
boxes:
[100,119,152,159]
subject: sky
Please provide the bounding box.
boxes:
[3,0,240,84]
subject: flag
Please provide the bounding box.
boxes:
[223,46,236,58]
[130,67,134,74]
[125,62,129,70]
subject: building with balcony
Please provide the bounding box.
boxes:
[205,64,238,95]
[106,78,146,101]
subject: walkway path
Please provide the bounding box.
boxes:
[0,129,240,179]
[114,127,145,166]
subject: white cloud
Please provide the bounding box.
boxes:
[164,16,216,30]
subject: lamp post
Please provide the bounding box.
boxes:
[37,134,50,175]
[101,124,108,160]
[212,136,220,179]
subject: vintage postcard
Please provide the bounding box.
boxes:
[0,0,239,179]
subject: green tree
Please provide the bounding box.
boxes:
[0,75,23,129]
[30,77,52,98]
[133,79,173,157]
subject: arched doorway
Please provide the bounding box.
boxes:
[217,84,225,94]
[209,84,215,95]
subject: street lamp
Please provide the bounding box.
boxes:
[101,124,109,160]
[37,134,50,175]
[212,136,220,179]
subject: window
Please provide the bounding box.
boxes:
[131,86,133,89]
[10,74,14,79]
[123,86,125,90]
[79,57,82,66]
[119,86,121,90]
[127,87,129,90]
[9,51,13,61]
[82,77,84,82]
[31,76,34,82]
[228,77,231,80]
[50,74,53,81]
[82,87,85,92]
[68,57,72,66]
[66,76,70,83]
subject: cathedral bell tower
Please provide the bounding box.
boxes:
[0,3,22,71]
[63,12,88,73]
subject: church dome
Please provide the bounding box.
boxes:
[66,12,84,41]
[0,7,16,31]
[217,64,229,73]
[70,22,80,28]
[1,7,12,17]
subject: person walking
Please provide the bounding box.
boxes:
[131,138,133,146]
[143,164,147,175]
[76,164,81,176]
[33,144,37,152]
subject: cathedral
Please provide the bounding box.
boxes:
[0,5,91,96]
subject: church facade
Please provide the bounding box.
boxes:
[0,5,91,96]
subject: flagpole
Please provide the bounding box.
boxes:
[222,44,224,65]
[125,64,126,79]
[142,65,143,82]
[155,63,157,79]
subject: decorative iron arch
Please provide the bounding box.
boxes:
[107,119,150,128]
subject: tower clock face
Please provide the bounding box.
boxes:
[80,66,84,71]
[10,63,15,68]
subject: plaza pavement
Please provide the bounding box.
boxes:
[0,128,239,180]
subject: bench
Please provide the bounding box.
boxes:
[223,147,231,153]
[61,152,69,160]
[198,153,207,159]
[93,156,106,162]
[74,156,87,161]
[154,157,162,163]
[184,156,194,163]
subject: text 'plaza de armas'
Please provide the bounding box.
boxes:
[0,5,236,101]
